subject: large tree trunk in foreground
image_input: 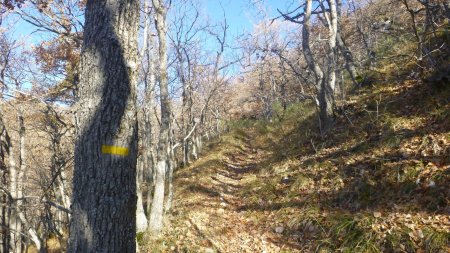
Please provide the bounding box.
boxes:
[67,0,140,252]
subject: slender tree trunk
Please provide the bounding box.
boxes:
[149,0,171,235]
[49,127,69,237]
[302,0,334,133]
[142,10,157,217]
[195,133,202,157]
[191,131,198,160]
[401,0,425,60]
[336,33,358,86]
[67,0,140,251]
[58,168,71,228]
[136,0,152,233]
[11,107,44,252]
[136,156,148,233]
[0,111,10,253]
[8,111,20,253]
[324,0,338,130]
[149,160,165,234]
[15,108,25,253]
[164,115,177,212]
[336,0,358,87]
[17,210,43,253]
[177,46,193,166]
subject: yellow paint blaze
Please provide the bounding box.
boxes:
[101,145,129,156]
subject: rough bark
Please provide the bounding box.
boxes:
[67,0,140,251]
[149,0,170,235]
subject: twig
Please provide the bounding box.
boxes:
[310,139,318,154]
[342,109,354,127]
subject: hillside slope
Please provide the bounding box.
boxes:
[141,78,450,252]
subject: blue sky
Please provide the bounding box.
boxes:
[8,0,297,46]
[205,0,295,36]
[3,0,300,93]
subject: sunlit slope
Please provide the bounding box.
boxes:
[140,75,449,252]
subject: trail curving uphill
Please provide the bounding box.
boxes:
[144,113,450,253]
[153,130,293,252]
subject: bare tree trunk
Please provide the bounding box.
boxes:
[302,0,335,133]
[142,7,157,217]
[136,0,153,233]
[176,47,194,167]
[0,112,10,253]
[336,0,358,87]
[336,33,358,86]
[67,0,140,251]
[195,133,202,156]
[17,209,43,253]
[149,0,171,235]
[9,107,45,252]
[149,160,165,234]
[191,131,198,160]
[164,122,175,212]
[15,108,25,253]
[57,168,71,229]
[136,156,148,233]
[324,0,338,130]
[8,111,20,253]
[44,108,71,239]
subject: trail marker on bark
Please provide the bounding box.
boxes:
[101,145,130,156]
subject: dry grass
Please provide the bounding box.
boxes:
[141,72,450,252]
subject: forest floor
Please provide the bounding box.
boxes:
[142,77,450,252]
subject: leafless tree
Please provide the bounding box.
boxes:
[148,0,171,235]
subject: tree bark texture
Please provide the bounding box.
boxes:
[149,0,171,235]
[67,0,140,251]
